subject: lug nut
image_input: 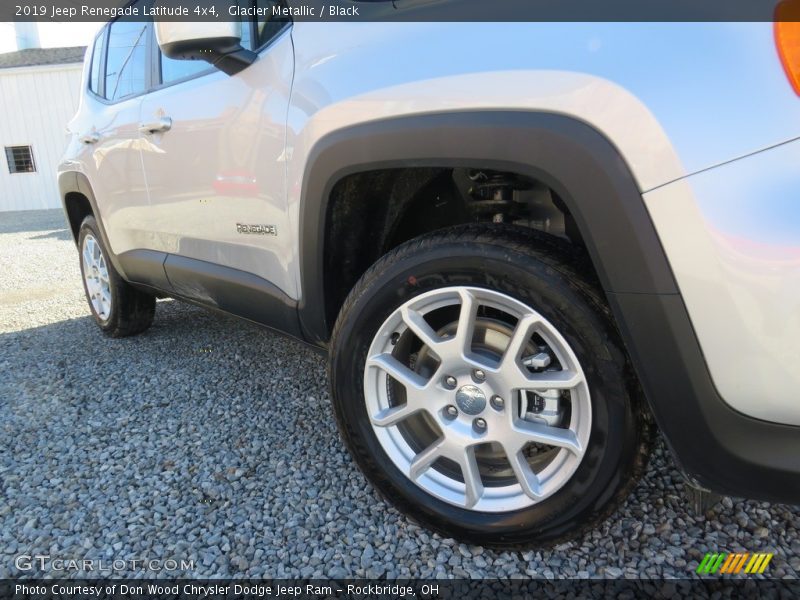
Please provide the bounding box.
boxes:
[473,418,487,433]
[443,375,457,389]
[473,369,486,382]
[490,395,505,411]
[445,405,459,419]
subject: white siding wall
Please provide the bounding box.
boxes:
[0,63,83,211]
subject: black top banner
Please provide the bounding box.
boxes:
[5,0,800,23]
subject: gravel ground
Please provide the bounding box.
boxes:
[1,209,798,580]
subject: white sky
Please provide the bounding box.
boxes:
[0,22,102,53]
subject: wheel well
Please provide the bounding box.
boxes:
[64,192,93,243]
[323,166,588,330]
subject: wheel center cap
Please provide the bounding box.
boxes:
[455,385,486,415]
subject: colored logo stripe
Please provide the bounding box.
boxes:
[745,553,773,574]
[697,552,773,575]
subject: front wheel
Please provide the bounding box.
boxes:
[329,225,649,547]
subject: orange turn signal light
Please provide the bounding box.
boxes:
[776,0,800,95]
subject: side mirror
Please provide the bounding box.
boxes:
[154,22,257,76]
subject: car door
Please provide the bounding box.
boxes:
[137,9,296,306]
[77,17,151,262]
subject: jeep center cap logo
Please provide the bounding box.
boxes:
[456,385,487,415]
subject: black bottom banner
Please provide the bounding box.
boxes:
[2,579,800,600]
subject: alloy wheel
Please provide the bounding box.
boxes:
[81,233,112,321]
[364,286,591,512]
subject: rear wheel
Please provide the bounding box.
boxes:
[78,216,155,337]
[330,225,649,547]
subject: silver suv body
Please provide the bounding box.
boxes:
[58,4,800,545]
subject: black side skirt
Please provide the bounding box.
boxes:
[118,250,303,341]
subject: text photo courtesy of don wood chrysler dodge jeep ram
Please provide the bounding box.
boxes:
[58,2,800,546]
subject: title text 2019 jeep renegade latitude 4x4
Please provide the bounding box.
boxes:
[59,2,800,546]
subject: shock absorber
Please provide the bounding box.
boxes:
[467,170,520,202]
[466,170,533,222]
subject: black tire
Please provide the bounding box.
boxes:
[78,215,155,338]
[329,224,650,547]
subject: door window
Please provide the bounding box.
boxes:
[157,3,288,86]
[105,20,148,101]
[160,53,211,85]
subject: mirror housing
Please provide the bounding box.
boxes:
[155,22,257,76]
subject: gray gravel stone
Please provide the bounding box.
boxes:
[1,210,798,580]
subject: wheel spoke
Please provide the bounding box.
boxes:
[368,353,428,390]
[453,289,478,356]
[458,446,484,509]
[515,369,582,391]
[409,439,445,480]
[82,246,93,270]
[400,306,441,349]
[371,403,421,427]
[506,448,544,500]
[512,420,583,456]
[501,314,539,368]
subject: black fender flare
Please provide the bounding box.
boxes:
[58,170,131,280]
[297,110,678,342]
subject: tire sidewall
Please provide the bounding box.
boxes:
[331,237,641,545]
